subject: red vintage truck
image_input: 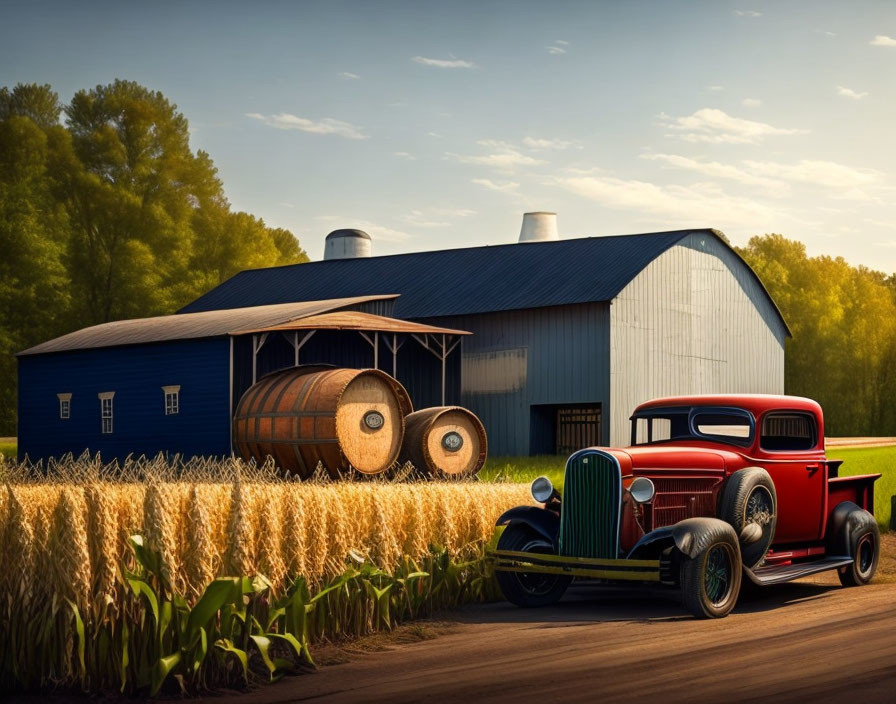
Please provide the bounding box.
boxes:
[492,394,881,618]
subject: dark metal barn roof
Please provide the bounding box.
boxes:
[178,229,789,333]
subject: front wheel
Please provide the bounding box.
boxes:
[680,535,743,619]
[495,524,570,607]
[838,521,880,587]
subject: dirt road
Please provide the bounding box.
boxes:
[242,572,896,704]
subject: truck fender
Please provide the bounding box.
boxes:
[495,506,560,547]
[628,517,738,560]
[826,501,877,558]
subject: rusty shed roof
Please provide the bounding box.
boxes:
[233,311,470,336]
[18,295,399,356]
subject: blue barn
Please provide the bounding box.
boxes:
[17,224,789,461]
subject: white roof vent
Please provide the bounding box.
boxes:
[518,212,559,243]
[324,229,372,260]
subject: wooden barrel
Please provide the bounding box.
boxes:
[233,367,412,478]
[400,407,487,478]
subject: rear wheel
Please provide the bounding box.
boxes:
[680,537,742,619]
[838,522,880,587]
[495,524,570,608]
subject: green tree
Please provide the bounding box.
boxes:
[738,234,896,435]
[0,86,71,434]
[1,79,308,435]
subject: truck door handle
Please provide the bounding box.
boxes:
[806,464,820,475]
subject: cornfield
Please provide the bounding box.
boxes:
[0,453,530,695]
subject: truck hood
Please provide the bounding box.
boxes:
[607,445,741,473]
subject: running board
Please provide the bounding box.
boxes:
[744,556,854,586]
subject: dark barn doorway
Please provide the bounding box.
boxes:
[530,404,603,455]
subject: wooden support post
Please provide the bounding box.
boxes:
[252,333,269,385]
[441,334,446,405]
[287,330,316,367]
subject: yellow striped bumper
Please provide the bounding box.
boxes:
[488,549,661,582]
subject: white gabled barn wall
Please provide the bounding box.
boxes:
[608,232,786,447]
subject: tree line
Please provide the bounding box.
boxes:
[737,235,896,437]
[0,81,307,435]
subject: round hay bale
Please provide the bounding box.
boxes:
[400,406,487,478]
[233,367,412,478]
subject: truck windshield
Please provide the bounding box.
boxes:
[630,406,754,447]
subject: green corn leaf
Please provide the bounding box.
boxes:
[64,598,86,676]
[127,577,159,626]
[150,652,182,696]
[249,635,277,676]
[191,627,208,673]
[120,619,130,693]
[186,577,243,638]
[214,638,248,682]
[159,600,173,643]
[265,606,286,632]
[268,632,312,666]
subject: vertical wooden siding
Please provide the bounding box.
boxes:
[609,234,786,446]
[17,337,232,463]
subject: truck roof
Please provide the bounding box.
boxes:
[633,394,822,418]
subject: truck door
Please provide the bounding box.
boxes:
[759,412,826,544]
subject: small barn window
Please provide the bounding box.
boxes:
[98,391,114,434]
[57,393,72,419]
[162,385,180,415]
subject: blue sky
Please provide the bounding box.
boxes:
[2,0,895,268]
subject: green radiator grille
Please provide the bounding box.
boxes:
[558,451,621,559]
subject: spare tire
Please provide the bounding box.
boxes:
[720,467,777,568]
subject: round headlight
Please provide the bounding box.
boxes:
[531,475,555,504]
[629,476,656,504]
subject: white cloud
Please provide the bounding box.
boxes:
[865,218,896,230]
[393,151,416,160]
[278,202,295,208]
[432,207,477,217]
[338,72,360,80]
[837,85,869,100]
[447,145,545,169]
[522,136,581,150]
[471,178,520,193]
[641,153,785,191]
[742,97,762,107]
[428,131,443,138]
[817,30,837,37]
[247,112,368,139]
[740,159,884,190]
[662,108,808,144]
[554,174,779,228]
[707,85,725,92]
[643,153,889,199]
[733,9,762,17]
[314,217,410,242]
[400,210,451,228]
[555,40,569,45]
[870,35,896,47]
[546,45,567,55]
[412,55,476,68]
